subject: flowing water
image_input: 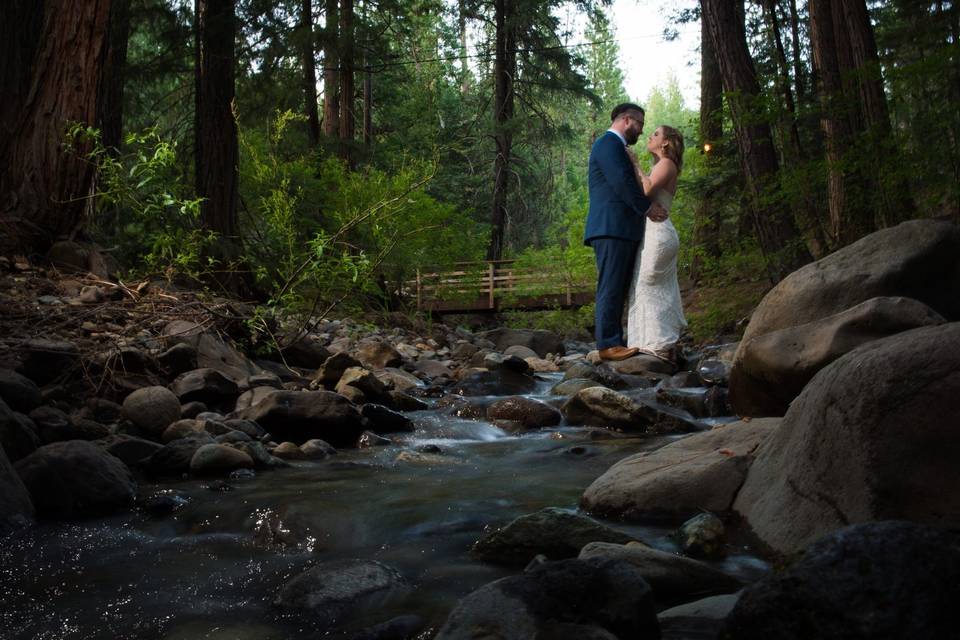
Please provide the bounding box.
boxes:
[0,374,769,639]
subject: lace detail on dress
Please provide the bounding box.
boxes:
[626,190,687,351]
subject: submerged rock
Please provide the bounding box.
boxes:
[470,507,639,567]
[677,512,726,559]
[274,559,407,625]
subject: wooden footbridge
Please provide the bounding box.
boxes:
[398,260,595,314]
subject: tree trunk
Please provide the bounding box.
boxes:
[691,12,723,281]
[0,0,112,256]
[0,0,46,177]
[809,0,870,247]
[762,0,829,258]
[787,0,806,105]
[702,0,812,281]
[487,0,516,261]
[195,0,238,239]
[829,0,863,133]
[841,0,916,225]
[458,0,470,93]
[363,60,372,147]
[97,0,131,155]
[337,0,354,163]
[322,0,339,138]
[300,0,321,146]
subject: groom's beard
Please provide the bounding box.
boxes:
[624,129,640,145]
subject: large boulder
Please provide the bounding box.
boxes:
[562,387,695,433]
[470,507,639,567]
[579,542,742,599]
[236,390,365,447]
[189,443,254,475]
[731,296,945,417]
[478,328,566,358]
[15,440,136,519]
[581,419,780,521]
[335,367,393,406]
[733,323,960,555]
[434,557,659,640]
[170,368,239,406]
[730,220,960,414]
[312,352,362,387]
[721,521,960,640]
[0,444,34,534]
[162,320,262,381]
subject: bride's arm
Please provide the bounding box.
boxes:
[645,158,677,196]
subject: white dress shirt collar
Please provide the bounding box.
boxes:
[606,128,627,146]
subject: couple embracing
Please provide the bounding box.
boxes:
[585,103,687,366]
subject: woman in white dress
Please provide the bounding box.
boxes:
[625,125,687,366]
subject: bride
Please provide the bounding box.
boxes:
[625,125,687,366]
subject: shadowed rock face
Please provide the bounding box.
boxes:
[236,390,365,447]
[15,440,136,519]
[435,557,659,640]
[733,323,960,555]
[721,521,960,640]
[729,219,960,416]
[0,443,34,534]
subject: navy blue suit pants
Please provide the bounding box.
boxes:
[591,238,639,350]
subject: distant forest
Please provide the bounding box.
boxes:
[1,0,957,311]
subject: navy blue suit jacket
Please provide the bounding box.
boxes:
[583,131,653,245]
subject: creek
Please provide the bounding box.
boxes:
[0,373,769,639]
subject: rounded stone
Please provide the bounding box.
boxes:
[122,386,181,437]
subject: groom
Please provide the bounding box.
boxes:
[584,103,668,361]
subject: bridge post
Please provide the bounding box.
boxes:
[487,262,495,310]
[416,269,422,310]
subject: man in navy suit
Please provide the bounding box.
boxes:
[584,103,668,361]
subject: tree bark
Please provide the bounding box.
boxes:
[0,0,112,256]
[300,0,321,146]
[487,0,516,261]
[363,60,372,147]
[337,0,354,163]
[97,0,131,155]
[322,0,339,138]
[0,0,46,177]
[841,0,915,225]
[691,12,723,281]
[459,0,470,93]
[809,0,870,247]
[787,0,806,105]
[702,0,812,281]
[762,0,829,257]
[195,0,238,239]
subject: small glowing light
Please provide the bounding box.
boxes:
[703,143,713,153]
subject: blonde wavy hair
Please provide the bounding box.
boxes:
[656,125,685,175]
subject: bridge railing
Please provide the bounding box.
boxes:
[399,259,595,312]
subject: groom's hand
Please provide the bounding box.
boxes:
[647,203,668,222]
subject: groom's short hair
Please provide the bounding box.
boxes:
[610,102,645,122]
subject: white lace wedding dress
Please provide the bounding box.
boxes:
[626,189,687,353]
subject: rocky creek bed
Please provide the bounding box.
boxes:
[3,218,960,639]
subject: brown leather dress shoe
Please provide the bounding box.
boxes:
[598,346,640,361]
